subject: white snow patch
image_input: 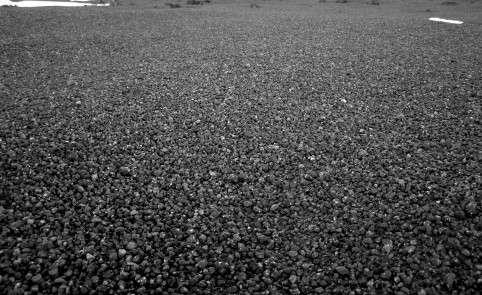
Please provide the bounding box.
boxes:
[429,17,463,24]
[0,0,108,6]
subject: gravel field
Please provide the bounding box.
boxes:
[1,1,481,294]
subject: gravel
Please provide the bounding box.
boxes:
[0,1,481,294]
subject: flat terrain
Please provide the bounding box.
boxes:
[1,1,481,294]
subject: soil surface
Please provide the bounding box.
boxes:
[1,1,481,294]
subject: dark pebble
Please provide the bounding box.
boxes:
[454,209,465,219]
[226,286,237,293]
[288,250,298,257]
[335,266,349,276]
[48,268,59,277]
[120,167,131,176]
[196,259,208,269]
[270,203,280,211]
[445,273,456,288]
[32,274,43,283]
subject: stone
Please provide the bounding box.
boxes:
[118,249,127,257]
[226,286,237,293]
[454,210,465,219]
[270,203,280,211]
[48,268,59,277]
[232,233,241,242]
[381,270,392,280]
[243,200,253,207]
[406,246,416,253]
[465,201,477,215]
[32,274,43,283]
[196,259,208,269]
[256,233,269,243]
[445,273,456,288]
[109,252,118,261]
[186,235,197,244]
[306,170,318,178]
[335,266,349,275]
[120,167,131,176]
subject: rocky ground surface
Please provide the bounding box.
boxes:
[0,2,481,295]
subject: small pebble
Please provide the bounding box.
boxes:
[196,259,208,269]
[270,203,280,211]
[445,273,456,288]
[31,274,43,283]
[119,249,127,257]
[335,266,350,275]
[288,250,298,257]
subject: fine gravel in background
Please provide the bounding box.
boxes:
[1,3,481,294]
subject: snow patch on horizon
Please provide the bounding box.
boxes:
[429,17,463,24]
[0,0,108,7]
